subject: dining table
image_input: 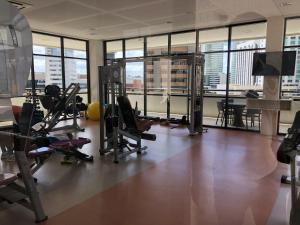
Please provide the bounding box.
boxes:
[227,103,246,128]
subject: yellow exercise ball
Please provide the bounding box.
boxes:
[87,102,100,121]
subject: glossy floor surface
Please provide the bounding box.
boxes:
[0,120,287,225]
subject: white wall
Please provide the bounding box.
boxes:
[89,40,103,102]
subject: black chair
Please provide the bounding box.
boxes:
[243,108,261,130]
[216,100,234,126]
[216,101,225,126]
[117,96,156,141]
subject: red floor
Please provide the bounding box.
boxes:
[42,129,285,225]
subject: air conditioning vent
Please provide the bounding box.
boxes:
[8,0,32,10]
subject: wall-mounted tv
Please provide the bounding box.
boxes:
[252,51,296,76]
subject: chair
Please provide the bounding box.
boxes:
[243,108,261,130]
[216,101,225,126]
[216,100,234,126]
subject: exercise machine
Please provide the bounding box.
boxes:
[39,83,86,134]
[20,102,93,167]
[0,129,48,223]
[99,64,156,163]
[105,54,206,135]
[277,111,300,225]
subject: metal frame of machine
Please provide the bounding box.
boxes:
[39,83,85,134]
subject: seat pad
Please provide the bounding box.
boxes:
[136,119,153,132]
[28,147,54,157]
[50,137,91,149]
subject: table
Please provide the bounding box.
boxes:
[227,103,246,128]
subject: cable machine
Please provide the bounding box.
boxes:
[98,54,205,162]
[98,63,157,163]
[104,53,206,135]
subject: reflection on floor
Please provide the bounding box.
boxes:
[0,120,288,225]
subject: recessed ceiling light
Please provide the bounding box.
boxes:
[280,2,293,7]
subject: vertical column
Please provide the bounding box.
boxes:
[89,40,104,102]
[261,16,285,135]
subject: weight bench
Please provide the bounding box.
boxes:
[50,137,93,163]
[113,96,156,162]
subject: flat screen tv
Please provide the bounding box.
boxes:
[252,51,296,76]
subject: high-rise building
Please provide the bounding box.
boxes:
[45,48,62,87]
[230,40,265,88]
[41,47,87,89]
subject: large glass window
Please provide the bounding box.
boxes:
[33,33,61,56]
[231,23,266,50]
[104,21,266,130]
[280,18,300,133]
[147,35,168,56]
[199,28,228,52]
[64,38,87,58]
[32,33,89,97]
[33,56,62,89]
[63,38,88,92]
[125,38,144,58]
[33,34,63,92]
[106,41,123,59]
[227,24,266,131]
[65,59,87,92]
[146,58,171,117]
[126,62,144,115]
[171,32,196,54]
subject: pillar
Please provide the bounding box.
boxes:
[261,16,285,136]
[89,40,103,102]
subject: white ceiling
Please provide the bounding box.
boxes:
[17,0,300,40]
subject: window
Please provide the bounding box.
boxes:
[31,33,89,98]
[204,52,228,96]
[64,38,87,58]
[63,38,88,92]
[285,18,300,47]
[33,33,61,56]
[33,34,63,92]
[106,41,123,59]
[65,59,88,92]
[231,23,267,50]
[147,35,168,56]
[280,18,300,133]
[125,38,144,58]
[228,24,266,130]
[171,32,196,54]
[126,62,144,115]
[34,56,63,89]
[199,28,228,52]
[103,21,266,130]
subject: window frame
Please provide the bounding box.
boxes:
[103,20,267,131]
[30,31,91,103]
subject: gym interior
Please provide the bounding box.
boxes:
[1,0,300,224]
